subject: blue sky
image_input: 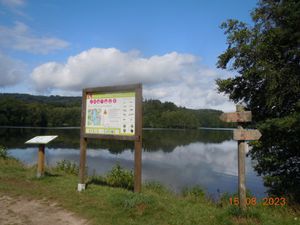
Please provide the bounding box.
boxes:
[0,0,257,111]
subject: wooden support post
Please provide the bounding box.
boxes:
[237,105,246,210]
[134,84,142,193]
[134,140,142,192]
[37,144,45,178]
[238,140,246,210]
[78,137,87,191]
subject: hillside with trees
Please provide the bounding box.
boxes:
[0,93,232,128]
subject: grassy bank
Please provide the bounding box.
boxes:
[0,157,299,225]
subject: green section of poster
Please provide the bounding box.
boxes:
[85,92,135,136]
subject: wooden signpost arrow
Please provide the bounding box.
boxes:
[233,129,262,141]
[220,106,261,210]
[219,111,252,123]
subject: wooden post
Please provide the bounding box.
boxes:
[78,89,87,192]
[134,140,142,192]
[237,105,246,210]
[134,84,142,193]
[78,137,87,191]
[37,144,45,178]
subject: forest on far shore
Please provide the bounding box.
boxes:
[0,93,233,129]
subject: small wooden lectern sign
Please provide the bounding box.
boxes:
[25,135,58,178]
[78,83,142,192]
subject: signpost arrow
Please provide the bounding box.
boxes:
[219,111,252,123]
[233,129,262,141]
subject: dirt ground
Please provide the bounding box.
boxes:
[0,195,89,225]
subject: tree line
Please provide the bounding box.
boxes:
[0,93,232,128]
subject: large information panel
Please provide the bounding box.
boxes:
[79,83,142,192]
[85,92,135,136]
[81,83,142,141]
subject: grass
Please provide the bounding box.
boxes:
[0,157,299,225]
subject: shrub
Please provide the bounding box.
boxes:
[105,164,134,190]
[0,145,8,159]
[54,160,79,175]
[144,181,171,195]
[182,185,205,199]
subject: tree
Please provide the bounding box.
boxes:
[217,0,300,202]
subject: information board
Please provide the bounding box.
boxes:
[85,92,135,136]
[79,83,142,192]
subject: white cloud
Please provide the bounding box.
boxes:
[31,48,235,111]
[0,21,69,54]
[0,0,25,8]
[0,52,24,87]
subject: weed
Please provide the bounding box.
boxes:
[0,145,8,159]
[182,185,205,200]
[226,205,262,220]
[54,160,79,175]
[144,181,171,195]
[105,164,134,190]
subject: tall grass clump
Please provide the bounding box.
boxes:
[105,164,134,190]
[182,185,205,201]
[0,145,8,159]
[54,160,79,175]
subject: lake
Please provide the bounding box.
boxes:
[0,127,266,199]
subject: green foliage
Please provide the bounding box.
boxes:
[143,99,231,128]
[217,0,300,202]
[54,160,79,175]
[144,181,171,195]
[182,185,205,199]
[0,145,8,159]
[105,164,134,190]
[226,205,261,220]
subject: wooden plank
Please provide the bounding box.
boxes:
[219,111,252,123]
[83,133,137,141]
[233,129,262,141]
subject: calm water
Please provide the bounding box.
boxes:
[0,128,266,198]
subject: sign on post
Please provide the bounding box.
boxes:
[233,129,262,141]
[219,106,261,210]
[78,83,142,193]
[219,111,252,123]
[25,135,58,178]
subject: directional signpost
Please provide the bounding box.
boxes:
[220,106,261,210]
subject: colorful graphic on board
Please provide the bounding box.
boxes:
[85,92,135,135]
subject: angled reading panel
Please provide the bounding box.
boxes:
[25,135,58,144]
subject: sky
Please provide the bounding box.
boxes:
[0,0,257,112]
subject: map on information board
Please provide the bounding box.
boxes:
[85,92,135,136]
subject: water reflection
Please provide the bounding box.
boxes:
[2,128,266,198]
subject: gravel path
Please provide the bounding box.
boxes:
[0,195,89,225]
